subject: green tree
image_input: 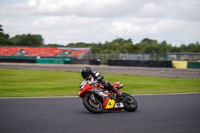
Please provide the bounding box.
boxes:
[120,39,134,53]
[67,42,90,47]
[46,43,64,47]
[10,34,44,46]
[186,42,200,52]
[135,38,158,53]
[0,24,13,45]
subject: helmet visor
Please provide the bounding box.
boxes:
[81,72,91,79]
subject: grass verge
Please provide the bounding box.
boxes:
[0,68,199,97]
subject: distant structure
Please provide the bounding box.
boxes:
[0,47,90,59]
[167,52,200,61]
[119,53,150,61]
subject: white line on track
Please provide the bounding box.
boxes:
[134,92,200,96]
[0,92,200,100]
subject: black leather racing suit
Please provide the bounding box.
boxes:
[82,71,119,94]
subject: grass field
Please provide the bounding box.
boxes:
[0,68,200,97]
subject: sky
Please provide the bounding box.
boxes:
[0,0,200,46]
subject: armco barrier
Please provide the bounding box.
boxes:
[90,59,101,65]
[0,56,71,64]
[71,59,90,64]
[188,62,200,68]
[68,59,101,65]
[0,56,36,63]
[107,60,173,68]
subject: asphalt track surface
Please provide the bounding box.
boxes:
[0,63,200,78]
[0,93,200,133]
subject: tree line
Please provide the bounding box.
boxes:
[0,25,44,47]
[0,24,200,55]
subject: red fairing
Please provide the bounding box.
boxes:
[78,82,95,98]
[113,82,120,88]
[103,97,110,109]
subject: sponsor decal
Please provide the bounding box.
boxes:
[114,102,124,108]
[105,99,115,109]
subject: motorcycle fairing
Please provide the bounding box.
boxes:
[79,82,95,98]
[104,98,115,109]
[114,102,124,108]
[103,96,124,109]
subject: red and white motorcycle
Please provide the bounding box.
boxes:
[78,81,138,113]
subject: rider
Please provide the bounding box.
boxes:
[80,66,122,97]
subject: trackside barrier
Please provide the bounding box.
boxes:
[107,60,172,68]
[188,62,200,68]
[71,59,90,64]
[36,57,71,64]
[0,56,71,64]
[89,59,101,65]
[0,56,36,63]
[172,61,188,69]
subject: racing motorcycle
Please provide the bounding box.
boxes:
[78,81,138,113]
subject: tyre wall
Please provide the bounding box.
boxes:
[108,60,173,68]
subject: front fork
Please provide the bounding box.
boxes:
[90,93,98,104]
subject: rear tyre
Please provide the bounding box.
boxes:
[122,93,138,112]
[83,95,103,114]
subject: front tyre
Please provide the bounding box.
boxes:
[83,95,103,114]
[122,93,138,112]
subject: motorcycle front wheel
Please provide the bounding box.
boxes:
[83,95,103,114]
[122,93,138,112]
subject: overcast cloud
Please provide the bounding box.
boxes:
[0,0,200,45]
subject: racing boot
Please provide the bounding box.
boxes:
[113,89,122,102]
[113,88,122,98]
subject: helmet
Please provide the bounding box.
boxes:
[81,67,92,79]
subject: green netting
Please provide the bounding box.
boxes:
[36,57,71,64]
[188,62,200,68]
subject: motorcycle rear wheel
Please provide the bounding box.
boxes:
[83,95,103,114]
[122,93,138,112]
